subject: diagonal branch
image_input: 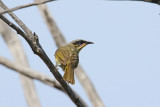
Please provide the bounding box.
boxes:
[0,1,84,107]
[0,56,63,91]
[0,0,56,15]
[0,56,87,107]
[34,1,105,106]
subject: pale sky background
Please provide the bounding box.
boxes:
[0,0,160,107]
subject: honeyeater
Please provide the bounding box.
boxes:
[55,39,93,84]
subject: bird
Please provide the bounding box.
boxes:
[54,39,93,84]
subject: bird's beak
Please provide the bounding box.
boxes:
[87,41,94,44]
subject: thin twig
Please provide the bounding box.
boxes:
[0,0,56,15]
[0,1,85,107]
[34,1,105,106]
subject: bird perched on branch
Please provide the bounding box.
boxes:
[55,39,93,84]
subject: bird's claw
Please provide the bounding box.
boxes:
[55,65,59,70]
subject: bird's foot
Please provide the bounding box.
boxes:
[55,65,59,70]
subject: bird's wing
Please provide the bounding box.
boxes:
[55,48,71,65]
[70,52,79,69]
[55,47,79,68]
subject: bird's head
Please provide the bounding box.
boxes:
[70,39,94,51]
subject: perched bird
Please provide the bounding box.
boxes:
[55,39,93,84]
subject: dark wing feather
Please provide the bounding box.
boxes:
[70,52,79,69]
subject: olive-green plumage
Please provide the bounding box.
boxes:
[55,39,93,84]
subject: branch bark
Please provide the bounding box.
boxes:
[0,56,63,91]
[0,0,56,15]
[0,1,84,107]
[0,7,41,107]
[34,1,105,106]
[130,0,160,5]
[0,56,87,107]
[141,0,160,4]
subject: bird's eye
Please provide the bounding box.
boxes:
[80,41,83,44]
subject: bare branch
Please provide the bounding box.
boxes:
[140,0,160,4]
[0,0,56,15]
[0,1,84,107]
[0,7,41,107]
[124,0,160,5]
[34,1,105,106]
[0,56,87,106]
[0,56,62,91]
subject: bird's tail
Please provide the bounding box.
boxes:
[63,63,75,84]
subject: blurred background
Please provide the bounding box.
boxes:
[0,0,160,107]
